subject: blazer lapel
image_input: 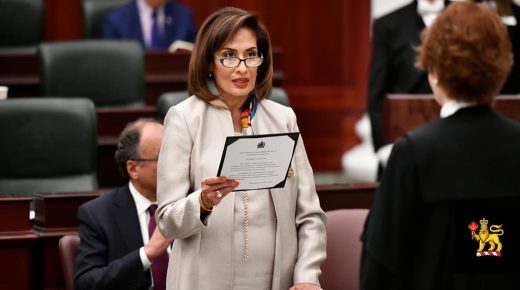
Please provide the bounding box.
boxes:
[113,185,144,251]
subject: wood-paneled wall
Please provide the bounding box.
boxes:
[43,0,371,171]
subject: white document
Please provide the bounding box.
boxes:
[217,132,300,191]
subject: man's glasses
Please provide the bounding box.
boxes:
[217,56,264,68]
[132,158,158,162]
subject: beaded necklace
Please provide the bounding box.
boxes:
[239,96,256,261]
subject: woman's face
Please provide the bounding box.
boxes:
[213,27,259,102]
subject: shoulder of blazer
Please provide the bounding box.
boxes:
[173,95,210,115]
[258,98,295,118]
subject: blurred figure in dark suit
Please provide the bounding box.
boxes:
[104,0,196,50]
[367,0,449,153]
[472,0,520,94]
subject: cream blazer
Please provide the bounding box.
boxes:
[156,96,326,290]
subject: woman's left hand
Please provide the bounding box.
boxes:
[289,283,322,290]
[200,176,239,209]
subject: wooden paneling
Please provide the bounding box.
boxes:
[32,191,105,290]
[0,196,32,232]
[0,240,35,290]
[33,192,104,232]
[383,94,520,142]
[0,196,38,290]
[44,0,83,40]
[317,183,376,211]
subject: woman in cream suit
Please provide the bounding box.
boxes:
[156,7,326,290]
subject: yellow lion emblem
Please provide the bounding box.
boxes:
[468,218,504,254]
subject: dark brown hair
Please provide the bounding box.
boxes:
[187,7,273,101]
[416,3,513,104]
[114,118,161,179]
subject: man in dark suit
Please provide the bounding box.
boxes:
[103,0,196,50]
[74,118,171,290]
[367,0,450,153]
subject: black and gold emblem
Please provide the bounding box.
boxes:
[468,218,504,257]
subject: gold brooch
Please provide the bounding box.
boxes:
[287,166,294,177]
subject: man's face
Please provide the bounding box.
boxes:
[132,123,164,200]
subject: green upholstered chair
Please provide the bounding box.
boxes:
[0,98,98,195]
[38,40,145,107]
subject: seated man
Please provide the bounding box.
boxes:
[103,0,196,50]
[74,118,171,290]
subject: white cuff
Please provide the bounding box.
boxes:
[139,246,152,270]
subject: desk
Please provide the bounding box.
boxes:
[317,183,376,211]
[0,195,37,290]
[0,51,191,104]
[0,49,284,104]
[32,191,105,290]
[383,94,520,142]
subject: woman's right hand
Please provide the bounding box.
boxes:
[144,227,172,260]
[200,176,239,210]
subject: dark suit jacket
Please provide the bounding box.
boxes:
[74,185,151,290]
[367,1,433,151]
[361,106,520,290]
[103,0,196,49]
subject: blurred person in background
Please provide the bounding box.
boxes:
[104,0,196,50]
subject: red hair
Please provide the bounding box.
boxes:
[416,3,513,104]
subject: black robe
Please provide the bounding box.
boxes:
[361,106,520,290]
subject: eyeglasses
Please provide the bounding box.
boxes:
[132,158,158,162]
[217,55,264,68]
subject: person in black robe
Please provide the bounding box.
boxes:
[367,0,451,153]
[361,3,520,290]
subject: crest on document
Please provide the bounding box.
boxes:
[468,218,504,257]
[257,140,265,149]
